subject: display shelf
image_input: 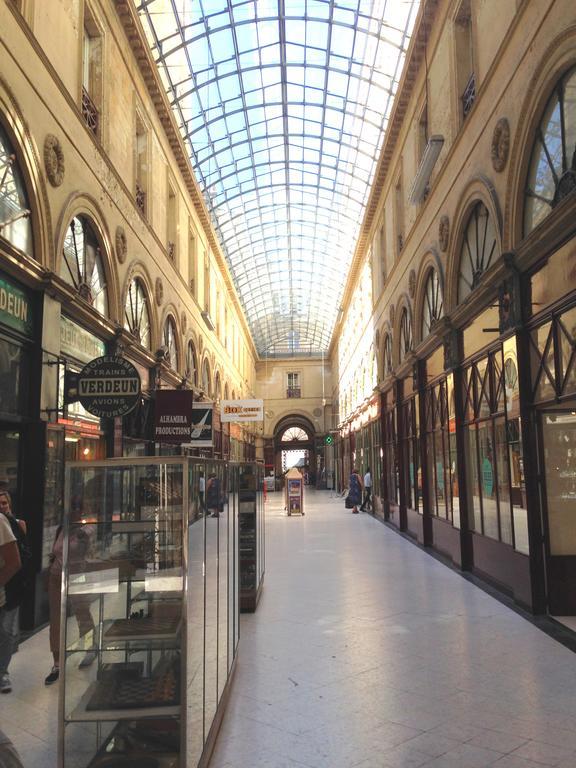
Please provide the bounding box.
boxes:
[59,457,250,768]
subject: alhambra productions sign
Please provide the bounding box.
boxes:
[221,399,264,422]
[76,355,141,418]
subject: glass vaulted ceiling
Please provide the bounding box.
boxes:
[137,0,420,357]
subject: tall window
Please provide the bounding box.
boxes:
[162,317,178,371]
[422,268,443,340]
[399,308,413,363]
[203,251,210,314]
[201,359,211,396]
[287,372,300,398]
[425,378,459,526]
[81,4,102,136]
[382,333,393,377]
[0,124,32,256]
[394,169,404,257]
[458,202,499,303]
[167,180,177,263]
[61,216,107,316]
[186,341,198,386]
[454,0,475,121]
[524,66,576,235]
[135,112,147,216]
[188,225,197,297]
[124,278,150,349]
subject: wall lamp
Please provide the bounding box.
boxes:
[201,310,215,331]
[409,135,444,204]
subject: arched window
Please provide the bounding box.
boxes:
[124,278,150,349]
[383,333,393,377]
[399,308,413,363]
[162,316,178,371]
[214,372,222,402]
[458,202,499,303]
[422,268,443,340]
[202,359,211,396]
[61,216,108,315]
[224,383,230,400]
[186,341,198,385]
[0,123,32,256]
[281,427,308,441]
[525,66,576,235]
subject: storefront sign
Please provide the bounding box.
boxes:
[0,274,33,336]
[76,356,141,418]
[221,398,264,422]
[60,316,105,363]
[154,390,193,444]
[184,403,213,448]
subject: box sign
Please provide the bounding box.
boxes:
[182,403,213,448]
[75,356,141,418]
[154,390,193,444]
[221,399,263,422]
[60,315,105,363]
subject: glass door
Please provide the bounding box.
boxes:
[540,410,576,614]
[0,427,20,505]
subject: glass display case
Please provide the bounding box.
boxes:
[238,464,265,612]
[58,457,253,768]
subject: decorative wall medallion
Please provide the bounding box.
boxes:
[181,311,187,335]
[115,226,127,264]
[313,407,322,417]
[44,134,65,187]
[439,215,450,252]
[408,269,416,298]
[491,117,510,173]
[155,277,163,306]
[389,303,395,327]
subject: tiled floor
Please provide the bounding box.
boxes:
[3,489,576,768]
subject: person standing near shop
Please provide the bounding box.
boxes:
[0,494,21,694]
[360,467,372,511]
[206,473,222,518]
[348,468,363,514]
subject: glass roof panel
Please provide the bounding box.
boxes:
[137,0,420,356]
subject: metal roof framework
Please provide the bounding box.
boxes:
[137,0,420,357]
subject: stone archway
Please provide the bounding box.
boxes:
[270,414,317,486]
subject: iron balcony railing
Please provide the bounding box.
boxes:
[81,86,99,135]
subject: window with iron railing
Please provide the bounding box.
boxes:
[135,183,146,215]
[286,387,301,398]
[462,73,476,119]
[81,86,99,135]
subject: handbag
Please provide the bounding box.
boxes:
[344,495,354,509]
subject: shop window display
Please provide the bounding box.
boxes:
[424,379,458,525]
[463,348,523,549]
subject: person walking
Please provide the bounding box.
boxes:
[0,493,21,695]
[348,468,363,514]
[360,467,372,511]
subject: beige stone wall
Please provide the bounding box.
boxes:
[0,0,256,407]
[334,0,575,414]
[255,358,333,440]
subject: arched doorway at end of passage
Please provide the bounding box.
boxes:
[272,415,317,487]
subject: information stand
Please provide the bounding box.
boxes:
[285,467,304,516]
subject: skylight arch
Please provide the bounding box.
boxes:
[138,0,420,356]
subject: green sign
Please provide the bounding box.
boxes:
[324,434,334,445]
[482,457,494,497]
[0,275,33,337]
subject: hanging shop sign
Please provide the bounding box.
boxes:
[0,273,34,337]
[154,389,193,444]
[183,402,213,448]
[67,356,141,418]
[221,398,264,422]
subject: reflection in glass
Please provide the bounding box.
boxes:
[466,424,482,533]
[204,462,218,735]
[187,462,205,764]
[542,412,576,555]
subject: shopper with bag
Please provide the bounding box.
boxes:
[346,468,363,514]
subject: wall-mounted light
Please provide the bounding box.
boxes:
[409,135,444,204]
[201,311,215,331]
